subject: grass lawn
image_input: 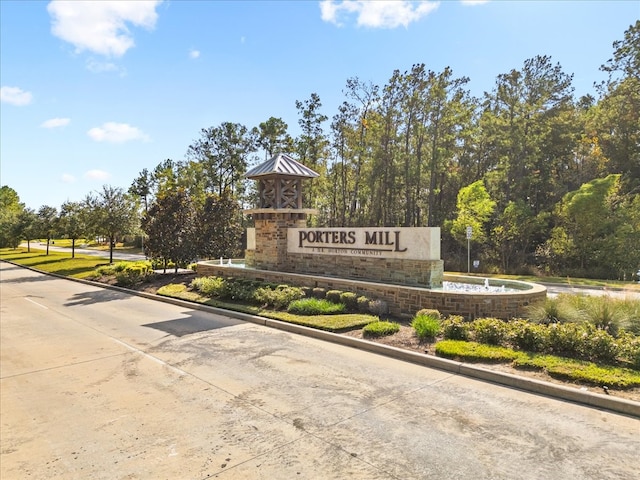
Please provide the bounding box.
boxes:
[0,247,110,278]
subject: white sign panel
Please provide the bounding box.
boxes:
[288,227,440,261]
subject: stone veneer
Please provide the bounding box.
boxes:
[196,263,546,320]
[282,253,443,289]
[246,212,444,289]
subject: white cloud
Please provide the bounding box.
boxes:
[189,49,200,59]
[61,173,76,183]
[86,58,121,73]
[84,169,112,181]
[1,86,33,106]
[320,0,439,28]
[41,117,71,128]
[87,122,150,143]
[47,0,162,58]
[461,0,489,5]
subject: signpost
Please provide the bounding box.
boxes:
[466,226,472,274]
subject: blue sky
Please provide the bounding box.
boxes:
[1,0,638,211]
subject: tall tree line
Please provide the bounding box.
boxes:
[3,22,638,279]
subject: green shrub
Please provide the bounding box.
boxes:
[218,279,260,302]
[441,315,470,341]
[435,340,522,363]
[411,314,441,340]
[254,285,305,310]
[96,265,114,276]
[157,283,187,296]
[301,286,313,298]
[471,318,509,346]
[326,290,343,304]
[112,261,130,273]
[191,276,226,296]
[580,324,619,364]
[287,298,346,315]
[312,287,326,299]
[340,292,358,312]
[416,308,441,319]
[357,295,370,313]
[617,332,640,370]
[512,354,640,389]
[113,262,153,286]
[363,320,400,338]
[547,322,584,358]
[509,319,549,352]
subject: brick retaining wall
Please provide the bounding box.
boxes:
[196,263,546,319]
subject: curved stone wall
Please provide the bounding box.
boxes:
[196,262,546,320]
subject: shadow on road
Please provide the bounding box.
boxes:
[64,288,131,306]
[142,315,242,337]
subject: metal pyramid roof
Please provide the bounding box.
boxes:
[245,153,319,179]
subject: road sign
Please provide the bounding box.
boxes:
[466,226,472,239]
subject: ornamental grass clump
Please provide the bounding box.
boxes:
[411,313,441,340]
[287,298,346,315]
[363,320,400,338]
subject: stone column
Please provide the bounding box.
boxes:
[251,211,308,271]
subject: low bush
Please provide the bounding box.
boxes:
[113,261,153,286]
[340,292,358,312]
[411,314,441,340]
[223,280,258,302]
[435,340,522,363]
[312,287,327,299]
[441,315,470,341]
[287,298,346,315]
[580,324,619,364]
[357,295,370,313]
[617,332,640,369]
[191,276,226,297]
[470,318,509,346]
[363,320,400,338]
[254,285,305,309]
[326,290,343,304]
[508,319,549,352]
[513,354,640,389]
[157,283,187,296]
[416,308,441,319]
[547,322,585,358]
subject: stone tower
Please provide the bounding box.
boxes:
[244,153,318,270]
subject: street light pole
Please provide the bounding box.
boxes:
[466,226,472,274]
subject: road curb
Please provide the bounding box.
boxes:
[3,259,639,418]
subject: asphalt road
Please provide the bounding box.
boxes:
[21,243,640,299]
[1,262,639,479]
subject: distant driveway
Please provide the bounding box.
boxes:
[2,262,639,479]
[21,242,146,261]
[544,283,640,299]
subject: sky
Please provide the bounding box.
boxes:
[1,0,638,211]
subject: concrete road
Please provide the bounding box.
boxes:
[1,262,639,480]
